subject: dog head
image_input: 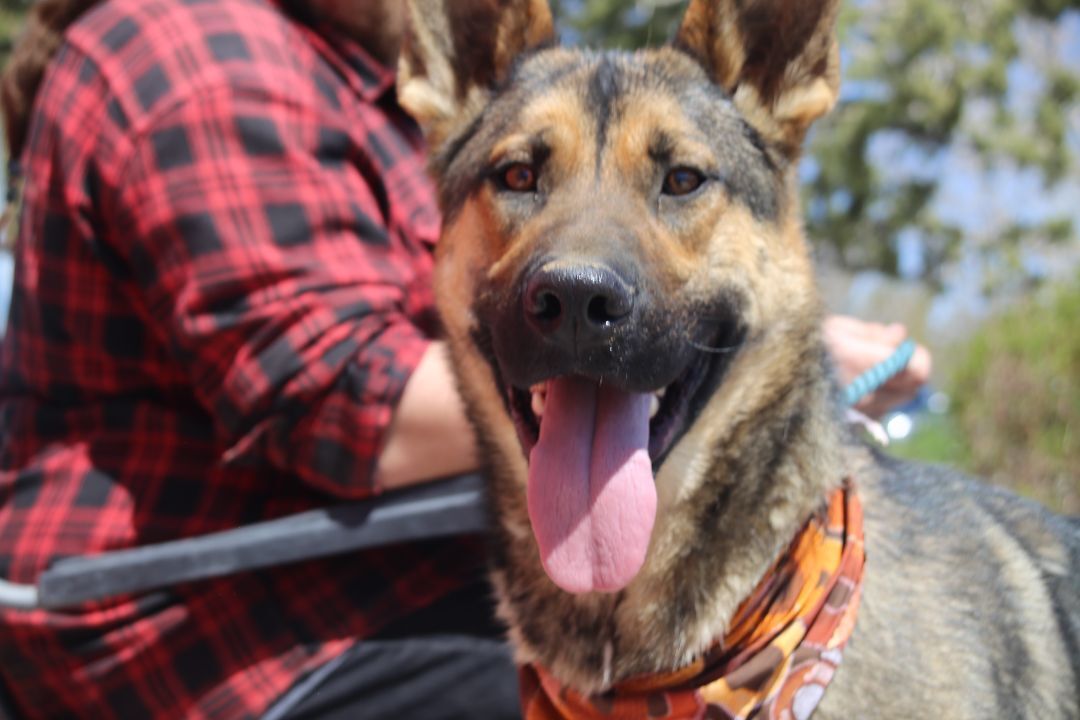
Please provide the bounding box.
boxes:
[400,0,840,596]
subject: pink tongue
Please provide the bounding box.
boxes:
[527,377,656,594]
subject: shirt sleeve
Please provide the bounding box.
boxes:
[103,83,433,499]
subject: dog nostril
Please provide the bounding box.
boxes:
[533,290,562,322]
[586,294,629,326]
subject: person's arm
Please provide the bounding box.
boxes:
[823,314,933,418]
[103,83,471,498]
[374,341,478,489]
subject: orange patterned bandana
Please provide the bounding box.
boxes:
[520,484,865,720]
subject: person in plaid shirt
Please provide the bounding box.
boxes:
[0,0,521,717]
[0,0,932,718]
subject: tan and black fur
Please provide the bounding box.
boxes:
[398,0,1080,716]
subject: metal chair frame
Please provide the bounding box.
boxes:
[0,474,488,717]
[0,473,487,611]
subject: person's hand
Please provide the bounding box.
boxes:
[823,315,932,419]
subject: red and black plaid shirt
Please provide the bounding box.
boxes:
[0,0,484,717]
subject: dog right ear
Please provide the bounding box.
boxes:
[673,0,841,158]
[398,0,555,152]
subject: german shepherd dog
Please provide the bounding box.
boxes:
[398,0,1080,716]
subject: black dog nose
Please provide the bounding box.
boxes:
[523,263,635,348]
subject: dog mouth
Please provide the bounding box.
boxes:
[494,322,743,596]
[505,340,722,464]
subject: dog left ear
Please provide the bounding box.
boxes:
[673,0,840,158]
[398,0,555,152]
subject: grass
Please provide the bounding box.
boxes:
[888,413,970,467]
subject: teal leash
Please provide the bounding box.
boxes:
[842,339,917,407]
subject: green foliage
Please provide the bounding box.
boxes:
[553,0,685,48]
[0,1,25,66]
[888,413,971,468]
[808,0,1080,285]
[947,280,1080,513]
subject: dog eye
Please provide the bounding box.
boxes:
[500,163,538,193]
[662,167,706,196]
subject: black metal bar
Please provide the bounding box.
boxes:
[32,474,487,611]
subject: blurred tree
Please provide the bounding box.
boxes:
[557,0,1080,288]
[553,0,686,47]
[0,0,28,63]
[0,0,29,251]
[948,279,1080,513]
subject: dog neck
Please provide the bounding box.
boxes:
[489,317,850,693]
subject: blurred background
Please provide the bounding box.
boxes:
[0,0,1077,511]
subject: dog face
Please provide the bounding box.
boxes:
[400,0,840,596]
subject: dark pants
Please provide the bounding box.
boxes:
[267,580,522,720]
